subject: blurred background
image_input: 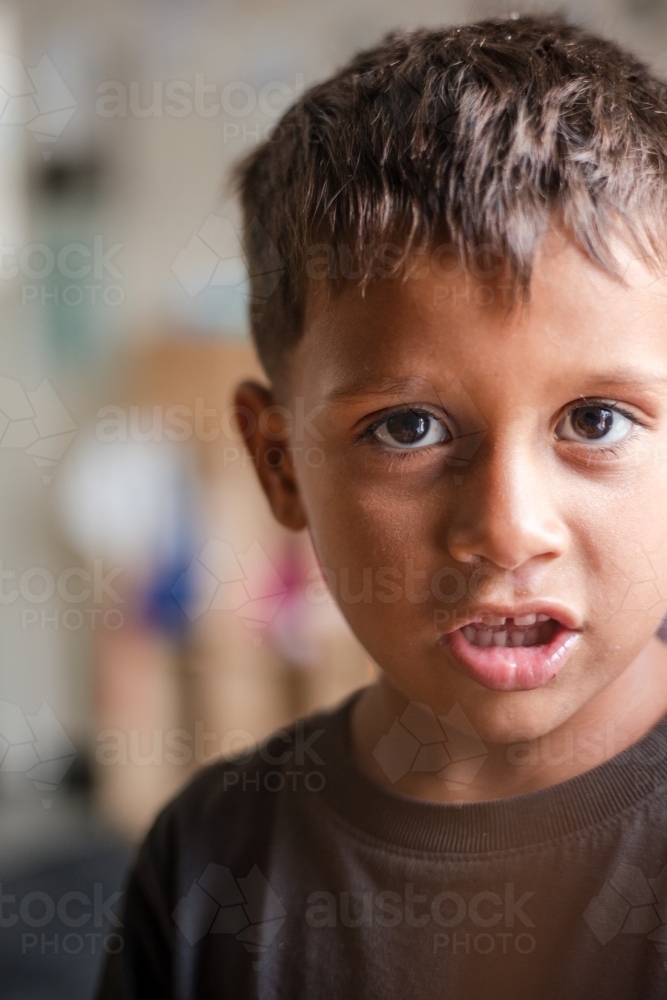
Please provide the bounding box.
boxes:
[0,0,666,995]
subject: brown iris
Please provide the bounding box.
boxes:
[385,410,430,445]
[569,405,613,440]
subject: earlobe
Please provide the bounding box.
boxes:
[233,380,308,531]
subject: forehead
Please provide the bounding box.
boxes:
[292,237,667,403]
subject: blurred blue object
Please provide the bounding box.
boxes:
[143,549,196,639]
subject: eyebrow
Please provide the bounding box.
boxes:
[326,375,447,403]
[576,371,667,394]
[326,370,667,403]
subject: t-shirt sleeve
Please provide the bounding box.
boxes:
[95,804,177,1000]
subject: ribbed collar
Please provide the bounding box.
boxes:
[317,693,667,855]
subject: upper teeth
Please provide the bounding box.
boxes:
[477,612,551,627]
[513,614,537,626]
[461,620,551,648]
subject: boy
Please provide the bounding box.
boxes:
[98,15,667,999]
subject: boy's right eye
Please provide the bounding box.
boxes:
[370,408,451,450]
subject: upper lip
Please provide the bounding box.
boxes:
[444,602,581,633]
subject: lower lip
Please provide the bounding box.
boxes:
[441,624,580,692]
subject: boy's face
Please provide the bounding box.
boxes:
[241,234,667,743]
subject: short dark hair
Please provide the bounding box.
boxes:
[234,14,667,379]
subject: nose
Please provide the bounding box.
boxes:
[445,438,568,571]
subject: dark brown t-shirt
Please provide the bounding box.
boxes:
[97,692,667,999]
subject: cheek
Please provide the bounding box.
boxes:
[302,466,442,577]
[299,467,450,658]
[573,486,667,641]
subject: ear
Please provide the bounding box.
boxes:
[233,380,308,531]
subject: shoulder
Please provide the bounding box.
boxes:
[143,694,355,864]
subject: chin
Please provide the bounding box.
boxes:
[451,687,577,747]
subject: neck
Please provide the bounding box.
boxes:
[351,636,667,802]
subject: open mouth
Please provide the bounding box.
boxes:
[460,613,556,649]
[440,610,580,692]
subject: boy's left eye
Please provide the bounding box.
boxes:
[556,403,635,446]
[371,409,450,450]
